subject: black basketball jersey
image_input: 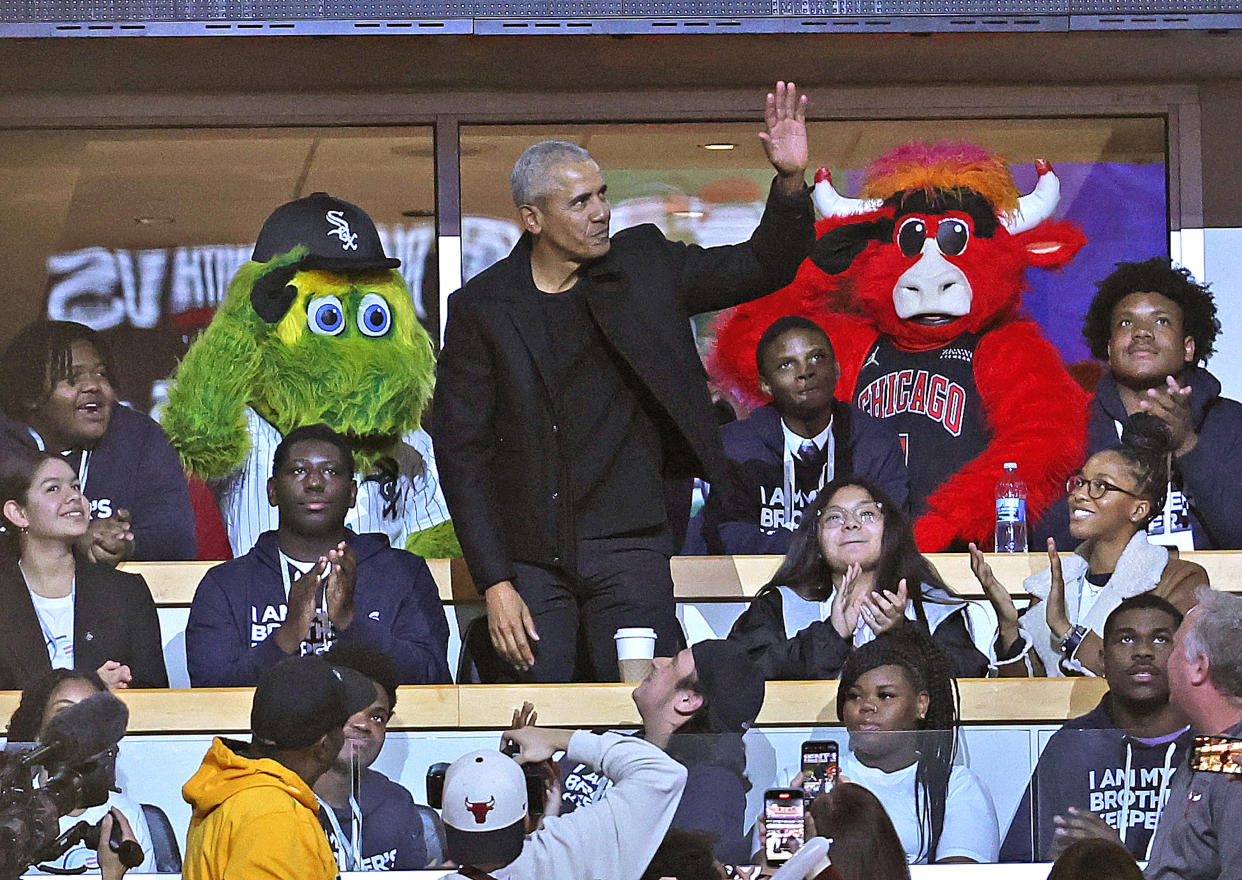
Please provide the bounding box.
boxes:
[852,333,990,516]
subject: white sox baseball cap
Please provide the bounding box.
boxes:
[441,749,528,866]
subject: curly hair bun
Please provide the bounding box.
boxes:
[1120,412,1174,458]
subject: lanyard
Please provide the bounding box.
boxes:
[317,793,363,871]
[27,428,90,492]
[278,553,333,654]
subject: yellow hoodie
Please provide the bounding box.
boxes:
[182,737,339,880]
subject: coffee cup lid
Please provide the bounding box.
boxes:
[614,627,657,640]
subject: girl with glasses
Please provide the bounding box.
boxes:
[728,477,988,680]
[969,413,1208,676]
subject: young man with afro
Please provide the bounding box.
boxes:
[1073,258,1242,550]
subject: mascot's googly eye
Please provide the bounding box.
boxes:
[308,295,347,336]
[937,218,970,256]
[357,293,392,338]
[897,218,927,258]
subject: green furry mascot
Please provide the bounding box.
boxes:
[162,192,460,559]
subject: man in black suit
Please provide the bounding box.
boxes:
[432,82,815,682]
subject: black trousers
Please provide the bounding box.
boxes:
[511,534,684,683]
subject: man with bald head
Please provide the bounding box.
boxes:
[433,83,815,682]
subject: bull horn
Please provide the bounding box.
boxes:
[812,167,883,219]
[1002,159,1061,235]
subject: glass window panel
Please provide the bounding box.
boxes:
[461,116,1167,369]
[0,126,435,414]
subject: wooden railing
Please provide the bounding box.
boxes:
[124,550,1239,606]
[0,678,1110,734]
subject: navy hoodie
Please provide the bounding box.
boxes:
[1036,366,1242,550]
[701,400,910,555]
[0,404,196,560]
[186,530,450,686]
[320,768,443,870]
[1000,694,1192,862]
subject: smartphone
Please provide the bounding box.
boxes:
[524,762,548,819]
[1190,735,1242,774]
[426,762,449,809]
[764,788,805,865]
[801,740,839,798]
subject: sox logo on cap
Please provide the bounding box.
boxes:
[326,210,359,251]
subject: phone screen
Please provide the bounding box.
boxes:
[801,740,839,798]
[764,789,805,865]
[1190,735,1242,774]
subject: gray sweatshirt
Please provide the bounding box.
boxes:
[1145,717,1242,880]
[446,731,687,880]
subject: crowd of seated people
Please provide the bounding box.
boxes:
[2,543,1240,877]
[4,100,1242,880]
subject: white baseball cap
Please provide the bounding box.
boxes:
[441,749,528,865]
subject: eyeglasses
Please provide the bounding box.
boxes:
[1066,473,1145,501]
[821,502,883,529]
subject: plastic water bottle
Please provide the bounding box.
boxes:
[994,462,1028,553]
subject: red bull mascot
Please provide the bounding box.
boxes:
[710,142,1089,550]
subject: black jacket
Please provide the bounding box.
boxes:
[431,180,815,590]
[0,555,168,690]
[727,582,989,680]
[701,401,910,555]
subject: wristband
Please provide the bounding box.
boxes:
[990,629,1034,676]
[1059,624,1088,659]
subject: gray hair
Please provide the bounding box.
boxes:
[1183,587,1242,698]
[510,140,596,208]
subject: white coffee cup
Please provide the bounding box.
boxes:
[614,627,658,682]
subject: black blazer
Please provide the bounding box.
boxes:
[0,555,169,691]
[431,180,814,590]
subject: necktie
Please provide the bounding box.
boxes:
[794,440,825,495]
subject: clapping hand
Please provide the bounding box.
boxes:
[1139,375,1198,456]
[274,557,328,654]
[79,508,134,566]
[1043,538,1072,641]
[325,541,357,629]
[968,541,1021,652]
[859,579,909,635]
[830,563,867,638]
